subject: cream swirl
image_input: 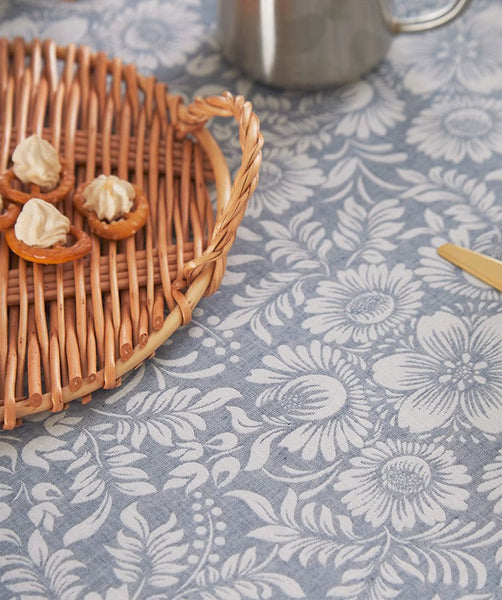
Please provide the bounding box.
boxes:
[12,134,62,190]
[82,175,135,222]
[15,197,70,248]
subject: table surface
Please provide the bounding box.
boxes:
[1,1,502,599]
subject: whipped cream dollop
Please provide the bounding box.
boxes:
[12,134,62,190]
[83,174,135,222]
[15,197,70,248]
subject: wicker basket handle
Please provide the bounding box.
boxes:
[176,92,263,296]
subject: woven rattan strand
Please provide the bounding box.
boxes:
[0,38,263,429]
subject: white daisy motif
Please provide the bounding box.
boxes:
[334,439,471,531]
[0,14,89,45]
[373,311,502,434]
[478,450,502,514]
[407,96,502,164]
[246,341,372,462]
[93,0,205,72]
[418,230,502,301]
[247,147,325,217]
[390,5,502,94]
[333,77,405,140]
[0,16,38,40]
[303,263,423,344]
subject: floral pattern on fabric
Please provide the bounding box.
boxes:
[0,0,501,599]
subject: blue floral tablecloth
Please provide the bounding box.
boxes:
[0,1,502,599]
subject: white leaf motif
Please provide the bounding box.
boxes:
[191,388,242,412]
[0,528,20,545]
[28,502,62,532]
[226,406,262,433]
[253,572,305,598]
[225,491,279,524]
[43,413,83,436]
[163,462,209,494]
[121,502,149,539]
[249,525,300,543]
[425,208,444,233]
[212,457,241,488]
[63,493,112,546]
[28,530,49,567]
[106,502,187,589]
[0,442,17,473]
[280,489,298,529]
[325,157,358,189]
[22,437,75,471]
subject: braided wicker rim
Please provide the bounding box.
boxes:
[0,38,263,429]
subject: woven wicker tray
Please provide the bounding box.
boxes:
[0,38,263,429]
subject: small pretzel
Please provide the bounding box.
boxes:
[73,182,149,240]
[0,159,75,205]
[0,202,21,231]
[5,225,91,264]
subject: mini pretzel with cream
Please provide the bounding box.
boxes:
[5,197,91,264]
[73,174,149,240]
[0,134,75,205]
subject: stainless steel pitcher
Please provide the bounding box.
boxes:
[216,0,472,89]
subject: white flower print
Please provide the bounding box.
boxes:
[407,96,502,164]
[303,263,423,344]
[247,147,325,217]
[478,450,502,514]
[418,230,502,301]
[93,0,205,72]
[0,14,89,46]
[2,1,502,598]
[373,311,502,434]
[334,439,471,532]
[390,5,502,94]
[246,341,372,463]
[333,77,405,140]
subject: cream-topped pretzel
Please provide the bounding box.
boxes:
[0,134,75,204]
[5,198,91,264]
[74,175,149,241]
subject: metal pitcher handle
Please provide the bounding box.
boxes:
[379,0,472,33]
